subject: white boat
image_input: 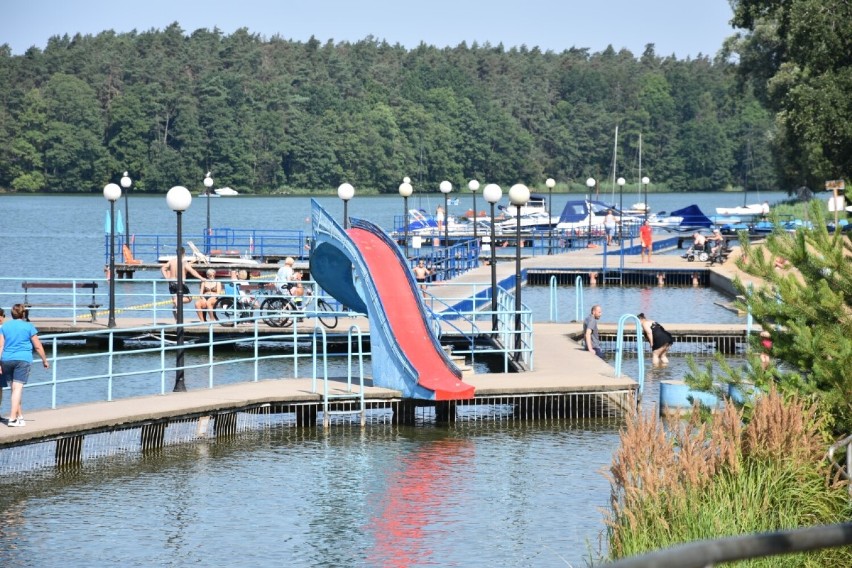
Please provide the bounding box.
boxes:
[158,241,259,266]
[498,194,549,218]
[715,203,764,216]
[214,187,239,197]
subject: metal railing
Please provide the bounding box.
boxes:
[614,314,645,402]
[103,227,310,264]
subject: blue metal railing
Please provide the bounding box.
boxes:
[574,275,585,322]
[615,314,645,402]
[104,227,310,264]
[548,275,558,322]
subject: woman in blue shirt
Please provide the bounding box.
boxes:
[0,304,49,427]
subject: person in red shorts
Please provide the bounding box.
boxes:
[639,220,653,263]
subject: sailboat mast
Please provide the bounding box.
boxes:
[610,125,619,201]
[638,133,643,204]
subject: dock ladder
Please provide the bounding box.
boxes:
[312,325,367,428]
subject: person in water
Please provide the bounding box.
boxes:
[637,312,674,367]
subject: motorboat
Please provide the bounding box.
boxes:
[648,204,714,233]
[158,241,259,266]
[399,209,490,237]
[554,199,640,233]
[214,187,239,196]
[498,194,549,218]
[715,203,765,216]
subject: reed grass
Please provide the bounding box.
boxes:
[604,388,852,565]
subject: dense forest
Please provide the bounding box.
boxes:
[0,22,781,195]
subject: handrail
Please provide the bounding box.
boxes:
[615,314,645,402]
[575,275,585,322]
[548,275,558,322]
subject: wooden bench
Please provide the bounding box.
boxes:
[22,281,101,322]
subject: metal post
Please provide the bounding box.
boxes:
[472,190,477,242]
[490,201,498,332]
[403,195,409,259]
[108,199,117,328]
[515,205,523,355]
[343,200,349,229]
[444,192,449,249]
[174,210,186,392]
[548,184,553,253]
[123,191,129,239]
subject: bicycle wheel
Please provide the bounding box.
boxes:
[261,297,291,328]
[316,299,338,329]
[212,297,237,326]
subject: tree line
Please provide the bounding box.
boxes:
[0,23,781,195]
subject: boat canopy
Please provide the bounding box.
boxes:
[557,199,613,224]
[669,204,714,229]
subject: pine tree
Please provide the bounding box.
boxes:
[729,202,852,434]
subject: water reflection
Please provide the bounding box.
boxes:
[367,437,474,567]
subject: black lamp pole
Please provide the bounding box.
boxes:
[489,200,498,332]
[403,195,409,258]
[174,208,186,392]
[103,183,121,328]
[108,198,117,328]
[514,204,522,354]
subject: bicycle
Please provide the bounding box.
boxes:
[211,282,283,327]
[261,287,338,329]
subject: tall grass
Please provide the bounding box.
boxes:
[604,388,852,566]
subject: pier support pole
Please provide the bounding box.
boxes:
[434,401,458,424]
[55,435,84,467]
[141,422,167,451]
[392,400,417,426]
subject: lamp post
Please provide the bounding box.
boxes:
[338,183,355,229]
[483,183,502,332]
[399,178,413,259]
[468,179,480,242]
[103,182,122,328]
[586,177,596,247]
[204,172,214,252]
[120,172,131,239]
[439,180,452,248]
[545,177,555,254]
[617,176,626,243]
[642,176,650,221]
[167,185,192,392]
[509,184,530,357]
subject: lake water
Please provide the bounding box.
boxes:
[0,192,769,566]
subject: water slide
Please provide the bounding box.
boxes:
[309,200,474,400]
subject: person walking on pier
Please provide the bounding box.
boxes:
[603,210,616,246]
[583,304,604,359]
[639,220,653,263]
[413,260,432,293]
[0,304,49,427]
[161,247,205,320]
[638,313,674,367]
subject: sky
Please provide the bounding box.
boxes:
[2,0,736,59]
